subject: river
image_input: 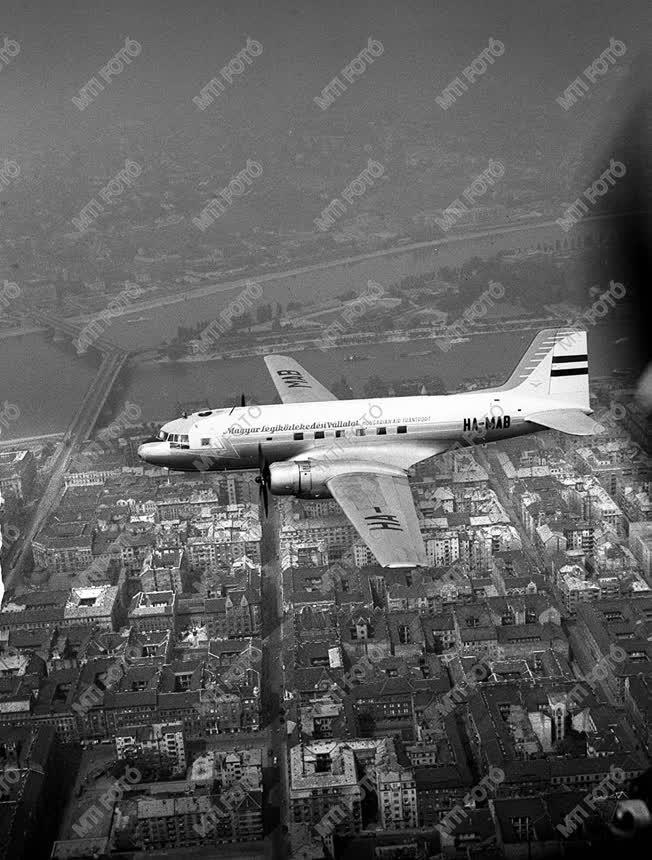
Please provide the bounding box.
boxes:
[0,334,99,441]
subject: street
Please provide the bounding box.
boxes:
[475,446,545,568]
[259,499,291,860]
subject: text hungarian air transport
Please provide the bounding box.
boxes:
[139,328,602,568]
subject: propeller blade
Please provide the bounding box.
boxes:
[256,443,270,518]
[240,393,246,407]
[256,473,269,517]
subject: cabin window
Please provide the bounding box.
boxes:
[397,425,407,434]
[201,438,211,446]
[266,436,273,441]
[315,430,325,439]
[376,427,387,435]
[293,432,304,441]
[336,430,345,438]
[355,428,366,436]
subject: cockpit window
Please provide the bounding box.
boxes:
[158,430,168,441]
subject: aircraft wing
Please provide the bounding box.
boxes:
[527,409,604,436]
[264,355,338,404]
[326,469,428,568]
[290,441,454,472]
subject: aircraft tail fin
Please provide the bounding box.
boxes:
[496,328,590,409]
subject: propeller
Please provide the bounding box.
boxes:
[255,442,271,517]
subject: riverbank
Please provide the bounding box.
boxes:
[136,315,560,365]
[54,215,618,352]
[0,432,64,449]
[67,217,553,323]
[67,212,630,326]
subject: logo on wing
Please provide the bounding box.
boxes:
[365,507,403,532]
[277,369,311,389]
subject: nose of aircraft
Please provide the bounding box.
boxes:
[138,441,167,465]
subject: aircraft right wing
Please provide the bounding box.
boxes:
[326,469,428,568]
[264,355,338,404]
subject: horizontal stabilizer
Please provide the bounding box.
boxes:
[527,409,604,436]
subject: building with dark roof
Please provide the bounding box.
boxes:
[464,681,647,796]
[570,597,652,705]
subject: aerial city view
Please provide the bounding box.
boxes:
[0,1,650,858]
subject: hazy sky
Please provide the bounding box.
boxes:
[1,0,649,161]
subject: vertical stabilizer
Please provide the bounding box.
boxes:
[549,329,589,408]
[496,329,590,409]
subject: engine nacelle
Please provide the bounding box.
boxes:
[268,461,333,499]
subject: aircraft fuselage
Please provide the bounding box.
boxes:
[138,388,557,472]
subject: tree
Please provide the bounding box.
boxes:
[256,303,273,324]
[232,310,253,330]
[459,256,485,283]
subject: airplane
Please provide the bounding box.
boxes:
[138,328,603,568]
